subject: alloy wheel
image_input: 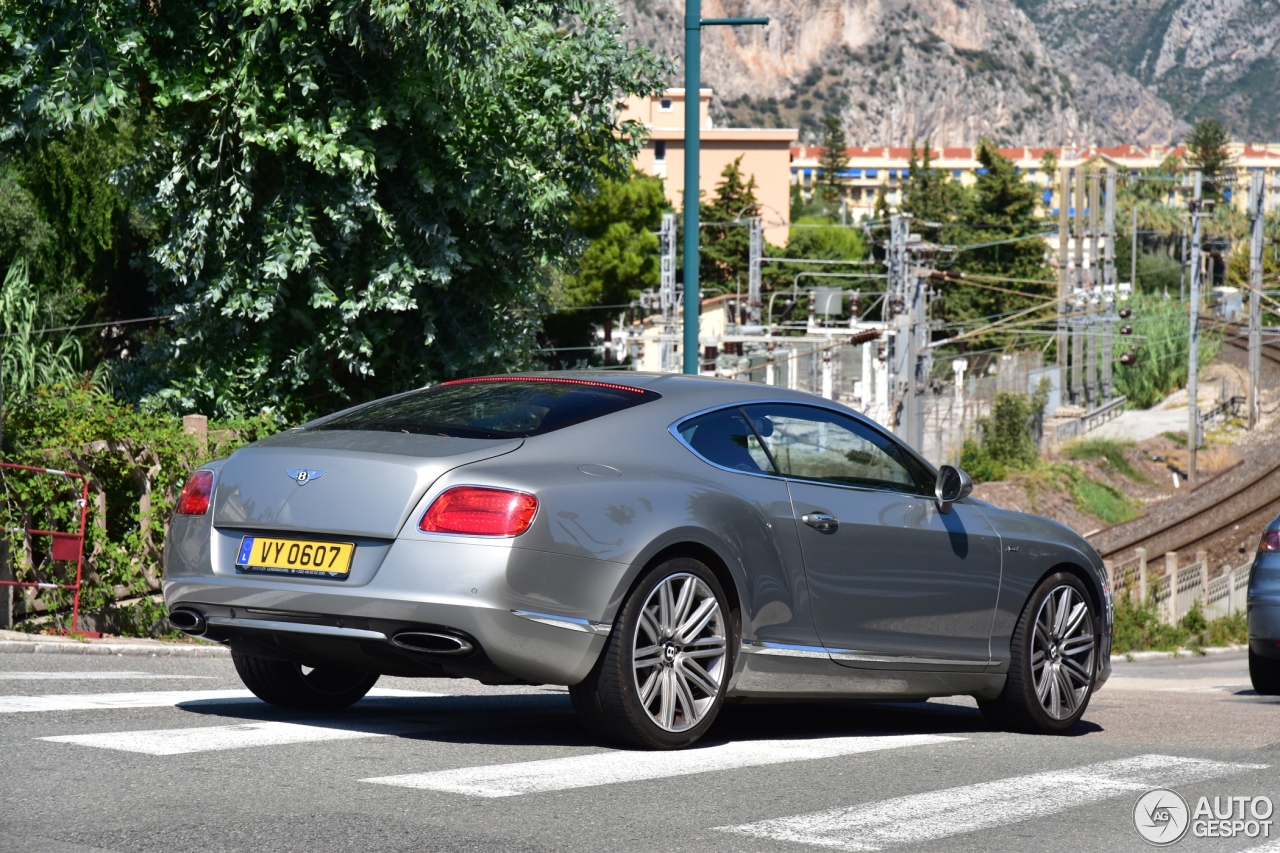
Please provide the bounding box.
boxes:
[1031,584,1095,720]
[631,572,728,732]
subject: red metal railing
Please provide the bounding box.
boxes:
[0,461,90,635]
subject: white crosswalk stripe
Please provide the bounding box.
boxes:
[3,687,439,713]
[717,754,1268,851]
[362,734,962,798]
[0,671,214,681]
[43,719,448,755]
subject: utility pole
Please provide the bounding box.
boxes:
[887,214,912,439]
[1130,203,1138,291]
[681,4,768,374]
[1072,167,1085,406]
[1247,170,1265,429]
[1057,167,1070,382]
[1103,167,1117,401]
[1087,167,1101,405]
[1187,171,1203,483]
[748,215,763,325]
[658,212,677,372]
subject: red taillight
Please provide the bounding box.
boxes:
[1262,531,1280,552]
[176,470,214,516]
[419,487,538,537]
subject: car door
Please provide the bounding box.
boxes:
[740,403,1003,667]
[672,406,822,652]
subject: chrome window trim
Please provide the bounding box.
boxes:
[667,400,788,482]
[511,609,612,636]
[669,400,928,498]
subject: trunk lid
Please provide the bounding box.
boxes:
[212,429,522,539]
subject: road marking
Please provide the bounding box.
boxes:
[42,719,446,755]
[717,754,1267,851]
[0,671,214,681]
[362,734,962,798]
[1104,676,1252,693]
[0,687,439,713]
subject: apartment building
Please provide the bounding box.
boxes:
[789,143,1280,220]
[621,89,798,245]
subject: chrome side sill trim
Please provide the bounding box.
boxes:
[829,650,996,667]
[511,610,612,636]
[741,641,830,659]
[205,617,387,641]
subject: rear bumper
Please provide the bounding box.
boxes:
[1249,596,1280,645]
[164,535,630,685]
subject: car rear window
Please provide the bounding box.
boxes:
[312,378,660,439]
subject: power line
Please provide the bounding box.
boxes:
[0,315,172,340]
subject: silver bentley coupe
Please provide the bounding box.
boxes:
[164,373,1112,749]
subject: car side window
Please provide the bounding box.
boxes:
[677,408,777,475]
[740,403,918,493]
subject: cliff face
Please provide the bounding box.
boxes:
[1019,0,1280,141]
[618,0,1278,145]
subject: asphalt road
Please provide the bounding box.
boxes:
[2,650,1279,853]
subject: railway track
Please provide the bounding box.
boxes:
[1091,454,1280,562]
[1213,321,1280,366]
[1221,334,1280,367]
[1087,320,1280,564]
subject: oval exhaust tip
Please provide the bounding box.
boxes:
[391,631,474,656]
[169,608,206,635]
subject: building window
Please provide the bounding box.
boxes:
[655,141,666,161]
[659,98,673,111]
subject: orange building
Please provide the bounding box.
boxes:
[621,89,798,245]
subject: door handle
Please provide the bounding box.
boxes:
[802,512,839,532]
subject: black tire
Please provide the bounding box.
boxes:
[978,572,1097,734]
[570,556,734,750]
[1250,649,1280,696]
[232,651,379,711]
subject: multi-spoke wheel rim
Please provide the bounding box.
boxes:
[1031,584,1095,720]
[632,573,728,732]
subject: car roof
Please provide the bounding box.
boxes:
[510,370,850,408]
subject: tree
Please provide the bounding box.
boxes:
[1185,118,1233,199]
[1,0,669,419]
[698,157,760,290]
[544,170,667,356]
[818,117,849,203]
[901,141,968,233]
[1039,149,1058,176]
[939,139,1051,327]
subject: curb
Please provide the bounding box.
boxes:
[1111,644,1247,663]
[0,639,229,658]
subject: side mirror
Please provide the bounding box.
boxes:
[935,465,973,514]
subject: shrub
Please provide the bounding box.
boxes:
[1111,594,1247,654]
[960,439,1007,483]
[1,387,281,634]
[1112,296,1221,409]
[1062,438,1146,482]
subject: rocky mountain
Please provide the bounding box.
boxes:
[1017,0,1280,142]
[616,0,1279,146]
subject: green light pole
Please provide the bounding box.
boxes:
[682,5,768,374]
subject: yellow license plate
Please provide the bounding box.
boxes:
[235,536,355,576]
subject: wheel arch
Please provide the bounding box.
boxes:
[1038,561,1105,618]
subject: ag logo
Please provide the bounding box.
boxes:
[1135,788,1190,845]
[285,468,325,486]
